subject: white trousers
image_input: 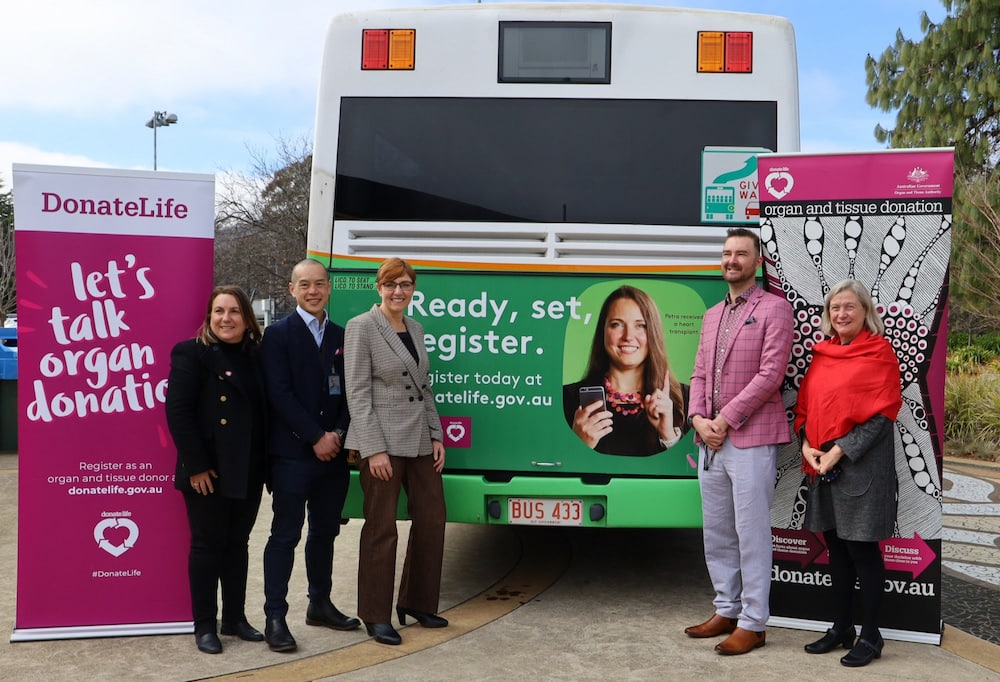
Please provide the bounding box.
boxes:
[698,441,776,632]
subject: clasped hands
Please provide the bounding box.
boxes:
[802,441,845,476]
[692,414,728,451]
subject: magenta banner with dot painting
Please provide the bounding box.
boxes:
[759,149,954,644]
[11,165,214,641]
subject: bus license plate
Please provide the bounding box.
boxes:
[507,498,584,526]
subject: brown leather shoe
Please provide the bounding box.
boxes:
[684,613,738,638]
[715,627,766,655]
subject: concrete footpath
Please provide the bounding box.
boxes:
[1,453,999,681]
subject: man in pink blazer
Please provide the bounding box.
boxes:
[685,228,793,656]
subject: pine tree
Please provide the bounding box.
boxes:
[865,0,1000,172]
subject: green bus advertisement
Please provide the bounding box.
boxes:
[307,4,799,527]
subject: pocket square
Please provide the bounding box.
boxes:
[744,316,757,325]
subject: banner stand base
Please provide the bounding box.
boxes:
[11,620,193,642]
[768,616,943,646]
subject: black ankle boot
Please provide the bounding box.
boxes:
[396,605,448,628]
[804,626,855,654]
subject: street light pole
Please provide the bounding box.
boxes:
[144,111,178,170]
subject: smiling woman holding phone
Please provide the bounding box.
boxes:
[562,285,688,457]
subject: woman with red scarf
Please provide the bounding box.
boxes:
[793,279,901,668]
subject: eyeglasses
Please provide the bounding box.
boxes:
[381,281,414,292]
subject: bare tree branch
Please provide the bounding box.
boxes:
[214,135,312,312]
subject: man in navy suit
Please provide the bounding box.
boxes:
[260,258,359,653]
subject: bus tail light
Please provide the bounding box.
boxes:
[725,32,753,73]
[362,29,416,70]
[697,31,753,73]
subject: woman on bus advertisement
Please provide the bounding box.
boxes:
[794,280,902,668]
[562,285,688,456]
[165,285,268,655]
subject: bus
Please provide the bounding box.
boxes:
[307,3,799,527]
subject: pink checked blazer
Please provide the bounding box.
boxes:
[688,286,794,448]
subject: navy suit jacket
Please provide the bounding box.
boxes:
[260,312,350,463]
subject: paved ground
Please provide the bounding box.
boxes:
[0,454,998,681]
[941,459,1000,646]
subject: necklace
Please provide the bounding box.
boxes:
[604,376,642,416]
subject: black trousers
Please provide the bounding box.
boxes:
[183,486,263,633]
[263,458,350,618]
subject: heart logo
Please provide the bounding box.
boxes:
[764,171,795,199]
[94,518,140,557]
[446,422,466,443]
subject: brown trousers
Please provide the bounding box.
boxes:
[358,453,446,623]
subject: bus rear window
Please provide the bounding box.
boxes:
[334,97,776,226]
[498,22,611,84]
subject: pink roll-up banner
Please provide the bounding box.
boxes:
[759,149,954,645]
[11,165,214,641]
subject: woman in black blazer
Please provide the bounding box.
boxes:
[166,285,268,655]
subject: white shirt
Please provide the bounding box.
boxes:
[295,306,327,348]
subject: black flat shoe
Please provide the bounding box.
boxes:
[396,605,448,628]
[365,622,402,645]
[306,598,362,631]
[221,618,265,642]
[804,627,855,654]
[840,633,883,667]
[195,631,222,654]
[264,616,297,653]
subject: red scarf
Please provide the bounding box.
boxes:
[794,329,901,478]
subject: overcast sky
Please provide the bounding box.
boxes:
[0,0,941,187]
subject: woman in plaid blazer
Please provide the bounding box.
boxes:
[344,258,447,646]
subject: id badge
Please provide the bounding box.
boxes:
[328,374,342,396]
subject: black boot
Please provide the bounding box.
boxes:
[365,621,402,645]
[397,605,448,628]
[264,616,297,653]
[306,598,361,631]
[195,631,222,654]
[221,617,264,642]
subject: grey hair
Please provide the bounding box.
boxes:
[821,279,885,337]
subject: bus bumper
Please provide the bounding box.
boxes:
[340,472,703,529]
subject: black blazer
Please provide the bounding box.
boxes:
[260,312,350,460]
[165,339,267,499]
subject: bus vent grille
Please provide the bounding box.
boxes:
[333,222,736,267]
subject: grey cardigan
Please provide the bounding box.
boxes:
[343,305,443,459]
[804,414,897,542]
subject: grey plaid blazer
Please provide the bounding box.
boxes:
[343,305,442,459]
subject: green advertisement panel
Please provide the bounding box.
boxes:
[331,268,727,480]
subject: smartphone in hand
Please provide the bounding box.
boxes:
[579,385,606,411]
